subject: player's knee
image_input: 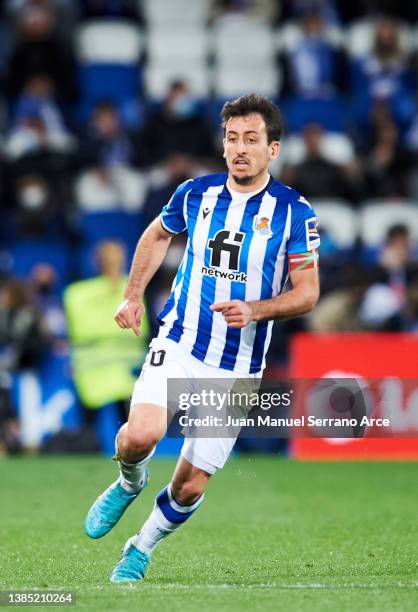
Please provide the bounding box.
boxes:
[172,480,205,506]
[121,426,159,459]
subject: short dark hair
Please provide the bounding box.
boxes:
[94,99,118,114]
[386,223,409,241]
[221,94,283,143]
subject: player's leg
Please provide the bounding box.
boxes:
[132,456,210,550]
[110,456,211,582]
[124,423,246,556]
[109,364,256,581]
[110,429,238,582]
[115,400,168,490]
[85,334,185,540]
[84,402,166,539]
[108,344,259,581]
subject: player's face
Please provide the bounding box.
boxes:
[223,114,279,187]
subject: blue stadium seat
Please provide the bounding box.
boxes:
[78,64,141,107]
[9,240,72,292]
[76,211,142,278]
[283,96,347,133]
[78,211,142,245]
[75,21,144,122]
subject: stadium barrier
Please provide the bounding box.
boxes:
[289,333,418,459]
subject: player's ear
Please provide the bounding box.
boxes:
[222,138,226,158]
[269,141,280,160]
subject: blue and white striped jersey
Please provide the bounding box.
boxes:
[158,173,320,374]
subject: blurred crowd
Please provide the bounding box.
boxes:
[1,0,418,451]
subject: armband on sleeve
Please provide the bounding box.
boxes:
[288,249,319,271]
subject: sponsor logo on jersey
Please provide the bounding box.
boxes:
[207,230,244,270]
[203,229,247,282]
[253,215,272,238]
[201,266,247,282]
[305,217,320,250]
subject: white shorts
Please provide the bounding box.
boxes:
[131,331,262,475]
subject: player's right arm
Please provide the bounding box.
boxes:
[115,178,191,336]
[114,216,174,336]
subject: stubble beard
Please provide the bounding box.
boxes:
[231,174,255,186]
[231,164,267,187]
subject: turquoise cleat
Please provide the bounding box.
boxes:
[84,472,148,539]
[110,539,151,582]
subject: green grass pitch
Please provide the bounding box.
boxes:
[0,455,417,611]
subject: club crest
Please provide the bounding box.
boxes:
[253,215,272,238]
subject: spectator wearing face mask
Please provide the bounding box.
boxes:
[77,100,136,171]
[14,174,69,238]
[76,100,147,212]
[5,74,74,163]
[138,81,217,167]
[357,225,418,331]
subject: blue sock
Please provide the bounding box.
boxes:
[132,484,204,555]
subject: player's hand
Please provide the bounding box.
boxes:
[114,299,144,336]
[210,299,254,328]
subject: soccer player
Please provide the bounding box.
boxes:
[84,94,320,581]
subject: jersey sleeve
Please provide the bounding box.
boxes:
[287,197,320,254]
[287,197,320,271]
[160,179,192,234]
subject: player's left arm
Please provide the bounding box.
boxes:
[210,264,320,328]
[212,198,321,327]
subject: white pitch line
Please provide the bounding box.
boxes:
[50,583,418,591]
